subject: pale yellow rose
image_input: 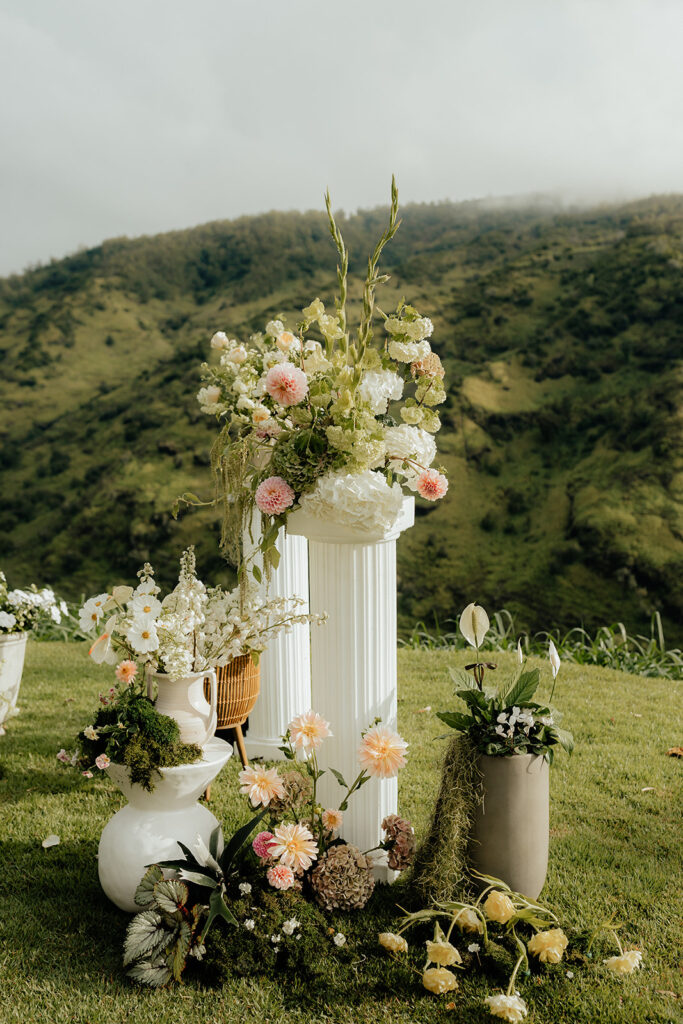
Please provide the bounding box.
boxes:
[454,907,484,934]
[276,330,297,352]
[603,950,643,975]
[422,967,458,995]
[528,928,568,963]
[484,993,528,1021]
[426,939,462,967]
[484,891,516,925]
[378,932,408,954]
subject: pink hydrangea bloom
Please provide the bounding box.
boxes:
[95,754,111,770]
[267,863,295,890]
[253,830,277,860]
[255,476,295,516]
[416,469,448,501]
[264,363,309,406]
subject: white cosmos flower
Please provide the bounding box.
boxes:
[130,594,162,619]
[126,619,159,654]
[78,594,109,632]
[549,639,561,679]
[459,603,490,649]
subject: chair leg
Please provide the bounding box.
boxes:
[234,724,249,768]
[204,784,211,802]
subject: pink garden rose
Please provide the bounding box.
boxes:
[255,476,295,516]
[264,363,308,406]
[416,469,448,501]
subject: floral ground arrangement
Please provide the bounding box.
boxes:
[1,644,681,1024]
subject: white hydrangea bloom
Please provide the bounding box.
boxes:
[298,470,404,534]
[388,339,431,362]
[384,424,437,485]
[358,369,404,415]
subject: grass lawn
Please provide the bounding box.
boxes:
[0,642,681,1024]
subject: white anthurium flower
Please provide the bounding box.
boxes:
[517,638,523,664]
[549,639,561,679]
[191,831,223,874]
[459,603,490,649]
[89,615,119,664]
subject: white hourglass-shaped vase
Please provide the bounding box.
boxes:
[98,738,232,912]
[287,497,414,879]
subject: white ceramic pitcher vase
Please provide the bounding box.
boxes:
[151,668,218,746]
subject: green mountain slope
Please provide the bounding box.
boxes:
[1,197,681,642]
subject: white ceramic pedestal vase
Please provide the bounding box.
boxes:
[98,738,232,912]
[288,497,414,880]
[152,669,217,746]
[469,753,549,899]
[0,632,28,736]
[241,509,312,761]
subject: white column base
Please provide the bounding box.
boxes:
[288,498,414,877]
[243,530,312,761]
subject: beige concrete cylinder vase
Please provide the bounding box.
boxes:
[469,753,549,899]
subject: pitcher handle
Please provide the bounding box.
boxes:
[205,668,217,721]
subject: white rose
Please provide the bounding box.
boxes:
[226,345,248,364]
[265,319,285,338]
[210,331,230,349]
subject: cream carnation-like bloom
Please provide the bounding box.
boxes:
[484,993,528,1022]
[528,928,569,964]
[454,907,484,934]
[426,939,462,967]
[422,967,458,994]
[270,822,318,871]
[238,765,286,807]
[603,950,643,975]
[358,724,408,779]
[378,932,408,954]
[288,709,332,751]
[484,891,516,925]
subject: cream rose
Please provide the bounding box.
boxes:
[528,928,569,964]
[378,932,408,954]
[422,967,458,994]
[484,891,516,925]
[484,993,528,1022]
[426,939,462,967]
[603,950,643,975]
[454,907,484,934]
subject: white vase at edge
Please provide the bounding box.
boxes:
[0,632,28,735]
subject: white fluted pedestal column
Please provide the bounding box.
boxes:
[288,497,414,879]
[243,529,312,761]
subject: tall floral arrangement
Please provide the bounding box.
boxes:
[78,548,325,680]
[181,179,449,583]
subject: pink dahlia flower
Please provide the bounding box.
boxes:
[252,830,277,860]
[264,363,309,406]
[255,476,295,516]
[416,469,448,501]
[358,724,408,779]
[267,863,295,890]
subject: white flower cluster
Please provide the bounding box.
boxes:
[297,470,405,534]
[495,706,537,740]
[78,550,326,679]
[0,572,66,634]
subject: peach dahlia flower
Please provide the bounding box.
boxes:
[238,765,285,807]
[288,709,332,752]
[358,724,408,779]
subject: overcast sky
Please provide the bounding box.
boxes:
[1,0,682,276]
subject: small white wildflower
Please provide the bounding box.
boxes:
[244,919,255,931]
[271,934,282,944]
[239,882,252,896]
[282,918,300,936]
[468,943,481,953]
[566,970,574,979]
[333,932,346,947]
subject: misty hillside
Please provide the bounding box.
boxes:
[0,196,681,643]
